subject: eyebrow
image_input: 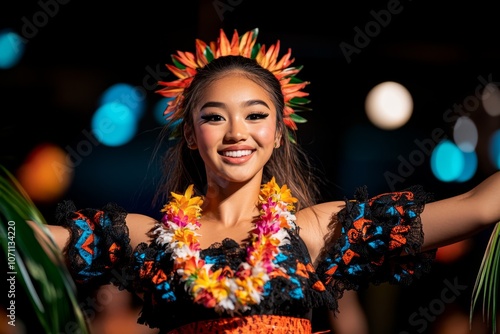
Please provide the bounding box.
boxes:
[200,99,271,110]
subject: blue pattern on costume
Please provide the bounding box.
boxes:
[157,282,176,301]
[74,218,100,279]
[134,252,146,266]
[59,184,435,333]
[355,203,365,220]
[74,214,114,280]
[263,283,273,296]
[204,255,220,265]
[315,186,436,296]
[289,277,303,299]
[274,252,287,263]
[58,202,132,288]
[133,247,178,302]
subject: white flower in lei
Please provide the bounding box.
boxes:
[153,177,298,314]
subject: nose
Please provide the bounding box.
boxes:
[224,116,248,142]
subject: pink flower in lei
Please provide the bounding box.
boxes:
[154,177,298,314]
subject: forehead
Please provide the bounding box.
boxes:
[199,74,274,105]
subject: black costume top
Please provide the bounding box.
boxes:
[57,185,435,333]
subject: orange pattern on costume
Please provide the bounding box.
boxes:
[316,185,436,300]
[152,269,167,284]
[59,202,131,285]
[77,211,95,229]
[389,225,411,250]
[107,242,119,266]
[139,260,154,278]
[342,248,359,265]
[312,280,326,292]
[166,315,313,334]
[81,232,94,255]
[59,183,436,333]
[296,262,310,278]
[270,269,289,279]
[94,211,104,225]
[353,217,371,231]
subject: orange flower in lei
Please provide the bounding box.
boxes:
[156,28,311,143]
[154,177,298,314]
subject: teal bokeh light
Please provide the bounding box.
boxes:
[456,151,477,182]
[490,129,500,169]
[154,97,172,125]
[91,102,137,146]
[100,83,146,120]
[431,140,465,182]
[0,30,24,69]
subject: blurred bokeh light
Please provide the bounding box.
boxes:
[365,81,413,130]
[16,142,73,203]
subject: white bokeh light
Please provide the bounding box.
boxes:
[453,116,478,152]
[365,81,414,130]
[481,83,500,117]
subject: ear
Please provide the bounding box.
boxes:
[184,123,197,150]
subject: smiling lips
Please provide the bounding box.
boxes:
[221,150,253,157]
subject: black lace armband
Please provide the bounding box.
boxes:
[316,185,437,296]
[56,200,132,287]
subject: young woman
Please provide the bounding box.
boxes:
[45,28,500,333]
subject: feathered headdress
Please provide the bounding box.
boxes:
[156,28,311,143]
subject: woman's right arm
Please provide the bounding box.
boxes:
[124,213,158,249]
[36,213,157,252]
[29,208,157,288]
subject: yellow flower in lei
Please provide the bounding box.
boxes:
[157,184,203,260]
[259,177,298,228]
[155,178,298,314]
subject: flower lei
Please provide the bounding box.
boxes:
[155,177,298,314]
[156,28,311,143]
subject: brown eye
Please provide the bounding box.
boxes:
[201,114,225,122]
[247,113,269,120]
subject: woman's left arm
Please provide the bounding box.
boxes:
[421,171,500,251]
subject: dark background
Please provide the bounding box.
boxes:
[1,1,499,333]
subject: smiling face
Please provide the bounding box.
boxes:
[185,72,280,186]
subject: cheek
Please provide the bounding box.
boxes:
[254,124,277,145]
[195,126,219,148]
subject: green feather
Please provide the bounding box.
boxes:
[171,55,186,70]
[290,113,308,124]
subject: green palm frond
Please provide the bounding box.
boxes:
[470,221,500,333]
[0,165,89,334]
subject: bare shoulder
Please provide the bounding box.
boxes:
[126,213,158,249]
[297,201,345,228]
[296,201,345,264]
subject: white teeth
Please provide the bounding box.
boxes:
[222,150,252,157]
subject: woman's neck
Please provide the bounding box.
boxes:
[201,177,263,228]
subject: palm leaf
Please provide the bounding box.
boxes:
[0,165,89,334]
[470,221,500,333]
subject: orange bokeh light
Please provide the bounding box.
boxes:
[17,143,73,203]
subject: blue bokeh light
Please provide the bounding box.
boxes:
[455,151,477,182]
[99,83,146,120]
[0,30,25,69]
[154,97,173,125]
[431,140,465,182]
[489,129,500,169]
[91,102,137,146]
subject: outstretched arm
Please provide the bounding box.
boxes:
[421,171,500,251]
[40,212,155,252]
